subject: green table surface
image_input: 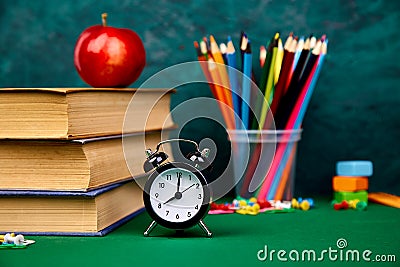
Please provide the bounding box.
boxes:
[2,198,399,267]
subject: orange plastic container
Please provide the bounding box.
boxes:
[332,176,369,192]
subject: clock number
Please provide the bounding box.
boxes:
[176,214,179,219]
[166,175,172,181]
[189,175,192,181]
[159,182,165,188]
[176,172,182,179]
[155,193,159,198]
[158,203,162,209]
[198,194,202,199]
[196,183,200,189]
[187,212,192,217]
[166,210,169,216]
[195,205,199,210]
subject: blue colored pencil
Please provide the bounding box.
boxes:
[292,37,304,71]
[226,37,242,128]
[241,40,252,129]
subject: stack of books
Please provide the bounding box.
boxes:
[0,88,174,236]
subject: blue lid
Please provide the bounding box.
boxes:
[336,161,373,176]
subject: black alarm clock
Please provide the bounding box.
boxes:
[142,139,212,237]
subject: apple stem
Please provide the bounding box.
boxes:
[102,13,108,26]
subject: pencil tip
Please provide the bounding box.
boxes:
[200,40,207,54]
[226,39,235,53]
[209,35,216,43]
[246,40,252,52]
[219,43,227,54]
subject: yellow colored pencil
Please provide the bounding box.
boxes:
[274,38,284,85]
[264,33,279,103]
[259,33,279,129]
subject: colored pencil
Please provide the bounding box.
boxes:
[250,38,273,130]
[273,144,297,200]
[258,39,321,199]
[269,38,297,116]
[264,33,280,103]
[273,39,327,199]
[194,32,327,200]
[283,32,294,51]
[196,41,237,130]
[241,40,252,129]
[258,33,279,129]
[200,40,209,60]
[273,39,321,129]
[274,38,284,85]
[283,37,298,94]
[219,42,228,64]
[226,37,242,128]
[239,31,247,72]
[194,41,217,97]
[291,40,326,131]
[240,35,293,196]
[207,58,235,130]
[259,45,267,67]
[292,37,304,71]
[210,35,234,112]
[258,39,323,200]
[268,40,326,199]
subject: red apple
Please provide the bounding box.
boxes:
[74,13,146,87]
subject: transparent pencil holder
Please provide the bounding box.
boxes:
[227,129,302,200]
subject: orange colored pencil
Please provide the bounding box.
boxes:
[209,35,234,110]
[194,41,218,98]
[208,58,235,129]
[274,144,296,200]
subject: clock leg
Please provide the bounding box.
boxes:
[198,220,212,237]
[144,220,158,237]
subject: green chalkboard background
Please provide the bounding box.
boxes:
[1,0,399,197]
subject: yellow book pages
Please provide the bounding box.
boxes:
[0,182,143,234]
[0,130,170,191]
[0,88,174,139]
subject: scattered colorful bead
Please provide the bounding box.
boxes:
[291,198,314,211]
[331,199,367,211]
[333,200,349,210]
[0,233,35,249]
[209,197,314,215]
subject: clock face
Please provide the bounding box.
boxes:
[143,162,210,229]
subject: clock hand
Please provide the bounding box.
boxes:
[177,175,181,193]
[181,183,196,194]
[163,195,176,205]
[164,184,195,205]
